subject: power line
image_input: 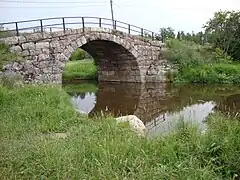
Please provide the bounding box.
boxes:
[0,5,106,8]
[1,0,108,3]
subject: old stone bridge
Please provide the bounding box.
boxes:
[0,17,171,84]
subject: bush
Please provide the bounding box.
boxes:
[164,39,240,84]
[69,48,92,61]
[175,63,240,84]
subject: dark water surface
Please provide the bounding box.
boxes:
[63,80,240,137]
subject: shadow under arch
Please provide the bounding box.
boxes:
[80,40,140,82]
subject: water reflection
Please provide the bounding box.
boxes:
[63,81,240,136]
[71,92,96,114]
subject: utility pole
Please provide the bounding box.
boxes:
[110,0,115,28]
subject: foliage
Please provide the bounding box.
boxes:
[164,39,216,71]
[175,63,240,84]
[165,39,240,84]
[69,48,93,61]
[160,27,175,40]
[62,59,97,80]
[0,85,240,179]
[204,10,240,61]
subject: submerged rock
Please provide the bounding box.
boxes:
[116,115,147,137]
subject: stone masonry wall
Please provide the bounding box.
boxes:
[0,27,170,84]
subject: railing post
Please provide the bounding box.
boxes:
[152,32,154,40]
[40,20,43,33]
[15,22,19,36]
[99,18,101,28]
[141,28,143,37]
[128,24,130,34]
[62,18,65,33]
[114,20,116,29]
[82,17,85,32]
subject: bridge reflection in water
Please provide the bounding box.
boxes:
[65,81,240,137]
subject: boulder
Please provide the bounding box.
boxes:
[116,115,147,137]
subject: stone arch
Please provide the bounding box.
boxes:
[61,32,141,82]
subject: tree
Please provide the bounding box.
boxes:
[185,33,192,41]
[180,31,185,40]
[177,31,181,40]
[160,27,175,40]
[204,10,240,60]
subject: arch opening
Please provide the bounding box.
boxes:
[62,47,97,83]
[62,39,141,83]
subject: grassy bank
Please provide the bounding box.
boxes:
[165,39,240,84]
[1,85,240,179]
[62,59,97,80]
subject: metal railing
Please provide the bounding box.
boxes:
[0,16,162,41]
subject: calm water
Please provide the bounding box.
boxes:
[63,81,240,137]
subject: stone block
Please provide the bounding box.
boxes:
[25,33,43,42]
[21,50,30,56]
[70,41,78,50]
[22,42,35,50]
[38,54,49,61]
[79,36,87,45]
[36,42,49,50]
[42,48,50,54]
[9,45,22,53]
[62,48,71,59]
[18,36,27,44]
[50,40,60,48]
[1,36,19,45]
[67,45,74,53]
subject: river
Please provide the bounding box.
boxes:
[63,80,240,137]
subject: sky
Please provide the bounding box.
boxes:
[0,0,240,34]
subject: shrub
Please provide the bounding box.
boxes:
[164,39,240,84]
[69,48,93,61]
[175,63,240,84]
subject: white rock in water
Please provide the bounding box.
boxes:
[116,115,147,136]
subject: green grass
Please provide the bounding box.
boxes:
[165,39,240,84]
[1,85,240,179]
[175,63,240,84]
[62,59,97,80]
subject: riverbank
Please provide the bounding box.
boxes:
[62,59,97,80]
[165,39,240,85]
[1,84,240,179]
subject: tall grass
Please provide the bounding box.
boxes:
[164,39,240,84]
[0,85,240,179]
[62,59,97,80]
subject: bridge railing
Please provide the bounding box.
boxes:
[0,16,162,41]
